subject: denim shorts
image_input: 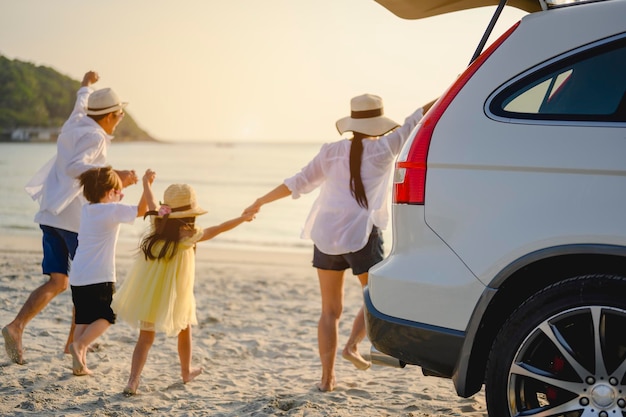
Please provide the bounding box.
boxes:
[71,282,116,325]
[40,225,78,276]
[313,226,384,275]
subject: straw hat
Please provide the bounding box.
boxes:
[159,184,207,218]
[335,94,399,136]
[86,88,128,116]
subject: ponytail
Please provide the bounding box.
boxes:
[349,137,368,209]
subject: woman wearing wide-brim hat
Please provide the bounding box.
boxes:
[245,93,434,392]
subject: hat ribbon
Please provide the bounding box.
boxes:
[351,108,383,119]
[143,204,194,234]
[88,104,122,112]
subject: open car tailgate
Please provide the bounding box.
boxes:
[374,0,541,19]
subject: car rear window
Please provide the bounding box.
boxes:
[489,35,626,122]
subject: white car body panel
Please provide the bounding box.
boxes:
[425,3,626,283]
[369,205,485,330]
[369,0,626,324]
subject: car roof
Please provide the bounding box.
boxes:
[374,0,542,19]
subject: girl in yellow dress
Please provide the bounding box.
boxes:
[112,183,254,395]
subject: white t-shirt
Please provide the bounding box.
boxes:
[69,203,137,286]
[284,108,423,255]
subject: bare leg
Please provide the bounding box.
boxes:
[341,272,371,370]
[316,268,345,392]
[124,329,155,395]
[70,319,110,376]
[3,272,68,364]
[69,323,87,376]
[64,307,77,354]
[64,309,99,354]
[178,325,202,383]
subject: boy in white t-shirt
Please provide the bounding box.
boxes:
[68,166,155,376]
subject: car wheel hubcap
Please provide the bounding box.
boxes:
[590,383,615,407]
[507,305,626,416]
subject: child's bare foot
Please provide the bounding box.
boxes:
[87,343,101,352]
[65,342,101,355]
[316,379,336,392]
[341,348,371,370]
[182,367,203,384]
[69,343,92,376]
[2,325,25,365]
[124,375,141,396]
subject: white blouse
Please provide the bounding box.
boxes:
[284,108,424,255]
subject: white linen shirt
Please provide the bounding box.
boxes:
[25,86,113,233]
[69,203,137,287]
[284,108,424,255]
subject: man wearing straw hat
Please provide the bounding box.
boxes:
[2,71,138,365]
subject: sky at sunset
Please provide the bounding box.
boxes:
[0,1,527,142]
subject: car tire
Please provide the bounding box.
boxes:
[485,274,626,417]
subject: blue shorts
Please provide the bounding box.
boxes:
[40,225,78,276]
[71,282,116,325]
[313,227,384,275]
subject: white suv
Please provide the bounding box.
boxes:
[364,1,626,416]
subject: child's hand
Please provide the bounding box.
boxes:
[243,204,260,217]
[242,210,256,222]
[143,169,156,185]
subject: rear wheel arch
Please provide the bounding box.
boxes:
[455,246,626,397]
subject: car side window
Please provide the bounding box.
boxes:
[490,37,626,122]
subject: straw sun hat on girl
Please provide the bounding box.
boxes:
[335,94,400,137]
[158,184,207,218]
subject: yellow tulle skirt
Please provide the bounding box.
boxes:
[112,234,200,337]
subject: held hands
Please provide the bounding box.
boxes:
[116,170,139,188]
[242,200,261,221]
[241,210,256,222]
[142,169,156,185]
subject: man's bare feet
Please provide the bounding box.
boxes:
[2,325,24,365]
[69,343,92,376]
[342,348,371,370]
[182,367,203,384]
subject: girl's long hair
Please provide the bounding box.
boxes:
[349,136,368,209]
[140,217,196,260]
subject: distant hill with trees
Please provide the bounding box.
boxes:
[0,55,156,142]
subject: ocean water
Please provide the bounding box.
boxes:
[0,141,392,253]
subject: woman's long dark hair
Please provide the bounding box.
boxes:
[349,136,368,209]
[140,217,196,260]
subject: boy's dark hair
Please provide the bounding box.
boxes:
[78,166,123,204]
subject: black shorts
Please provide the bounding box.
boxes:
[71,282,116,325]
[313,226,384,275]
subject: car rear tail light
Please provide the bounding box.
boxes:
[393,21,520,205]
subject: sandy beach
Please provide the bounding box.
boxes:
[0,235,487,416]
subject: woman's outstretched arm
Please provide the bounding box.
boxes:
[245,183,292,215]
